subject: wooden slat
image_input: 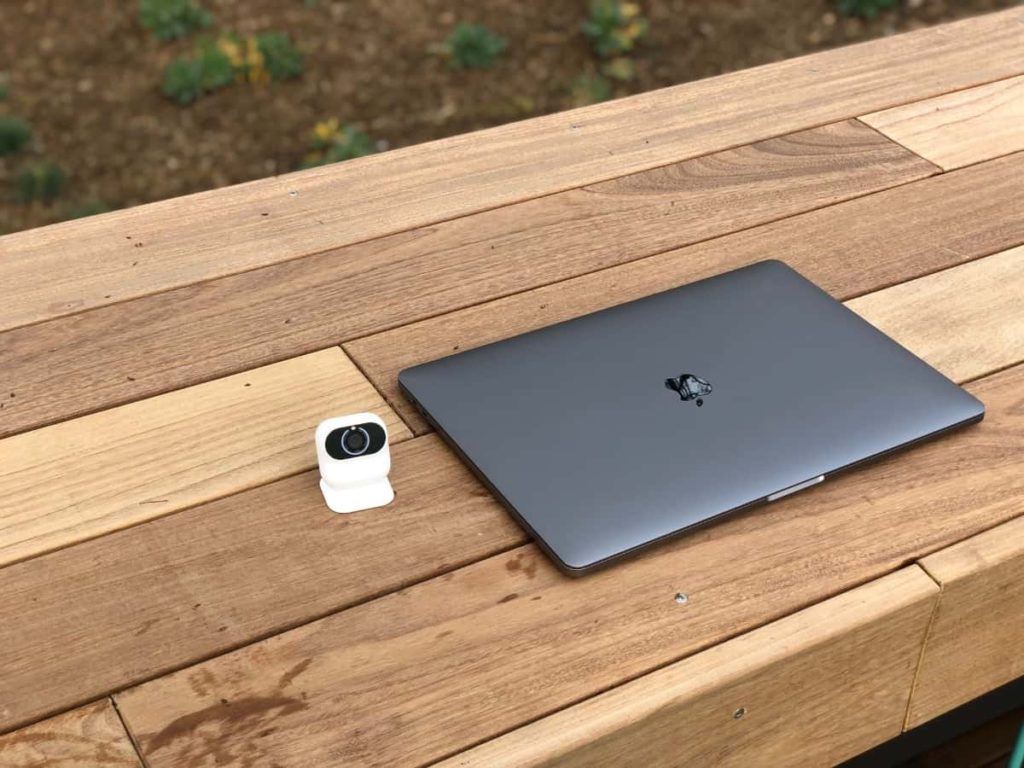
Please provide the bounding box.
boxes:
[2,246,1022,733]
[0,120,938,438]
[346,157,1024,434]
[913,707,1024,768]
[114,365,1023,768]
[438,567,938,768]
[848,245,1024,383]
[862,75,1024,170]
[0,700,141,767]
[2,9,1022,333]
[907,515,1024,728]
[0,435,523,733]
[0,347,410,567]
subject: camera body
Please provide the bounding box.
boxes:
[315,412,394,514]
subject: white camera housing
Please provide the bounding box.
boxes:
[315,412,394,514]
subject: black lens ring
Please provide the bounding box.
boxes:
[341,426,370,456]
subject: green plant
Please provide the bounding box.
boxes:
[255,32,304,81]
[437,23,507,70]
[303,119,377,167]
[0,116,31,156]
[15,161,65,203]
[582,0,648,58]
[601,56,635,82]
[835,0,897,17]
[63,200,112,220]
[162,41,234,104]
[570,72,612,106]
[139,0,212,41]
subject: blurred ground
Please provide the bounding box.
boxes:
[0,0,1016,235]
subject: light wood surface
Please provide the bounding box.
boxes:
[862,75,1024,170]
[115,366,1023,768]
[347,155,1024,433]
[1,9,1020,333]
[2,257,1019,732]
[0,120,936,438]
[439,567,938,768]
[0,347,410,567]
[848,245,1024,383]
[0,700,140,767]
[0,435,522,733]
[908,515,1024,727]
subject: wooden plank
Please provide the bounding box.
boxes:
[346,155,1024,434]
[437,567,938,768]
[0,700,141,766]
[0,434,525,733]
[907,515,1024,728]
[0,347,410,568]
[3,251,1022,733]
[0,120,939,438]
[847,245,1024,384]
[2,8,1022,332]
[862,75,1024,170]
[914,707,1024,768]
[114,365,1024,768]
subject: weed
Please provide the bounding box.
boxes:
[162,41,234,104]
[0,116,31,156]
[601,56,635,82]
[63,200,112,220]
[835,0,897,17]
[570,72,612,107]
[255,32,304,81]
[15,161,65,204]
[139,0,212,41]
[582,0,648,58]
[437,23,507,70]
[303,119,377,167]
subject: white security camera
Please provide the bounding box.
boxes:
[315,412,394,514]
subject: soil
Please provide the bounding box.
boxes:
[0,0,1016,235]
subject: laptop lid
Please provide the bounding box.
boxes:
[399,260,984,574]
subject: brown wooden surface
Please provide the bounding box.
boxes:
[847,244,1024,383]
[0,120,937,438]
[912,707,1024,768]
[863,75,1024,170]
[0,348,410,567]
[0,435,522,733]
[2,250,1019,733]
[347,154,1024,433]
[2,9,1021,334]
[439,567,938,768]
[908,515,1024,727]
[0,700,141,767]
[114,365,1023,767]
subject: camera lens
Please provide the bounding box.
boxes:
[341,427,369,456]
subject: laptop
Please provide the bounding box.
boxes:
[399,260,984,575]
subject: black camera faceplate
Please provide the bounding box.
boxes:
[324,422,387,460]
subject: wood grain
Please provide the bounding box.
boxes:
[439,568,938,768]
[0,435,524,733]
[0,700,140,767]
[907,515,1024,727]
[115,365,1024,768]
[862,75,1024,170]
[0,120,938,438]
[2,8,1021,332]
[847,245,1024,383]
[0,347,410,567]
[347,155,1024,433]
[3,257,1022,734]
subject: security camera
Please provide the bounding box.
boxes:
[315,412,394,514]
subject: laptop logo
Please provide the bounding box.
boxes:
[665,373,712,406]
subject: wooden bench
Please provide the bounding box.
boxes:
[1,9,1022,766]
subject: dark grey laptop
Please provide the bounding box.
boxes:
[399,260,984,575]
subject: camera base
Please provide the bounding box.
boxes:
[320,477,395,514]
